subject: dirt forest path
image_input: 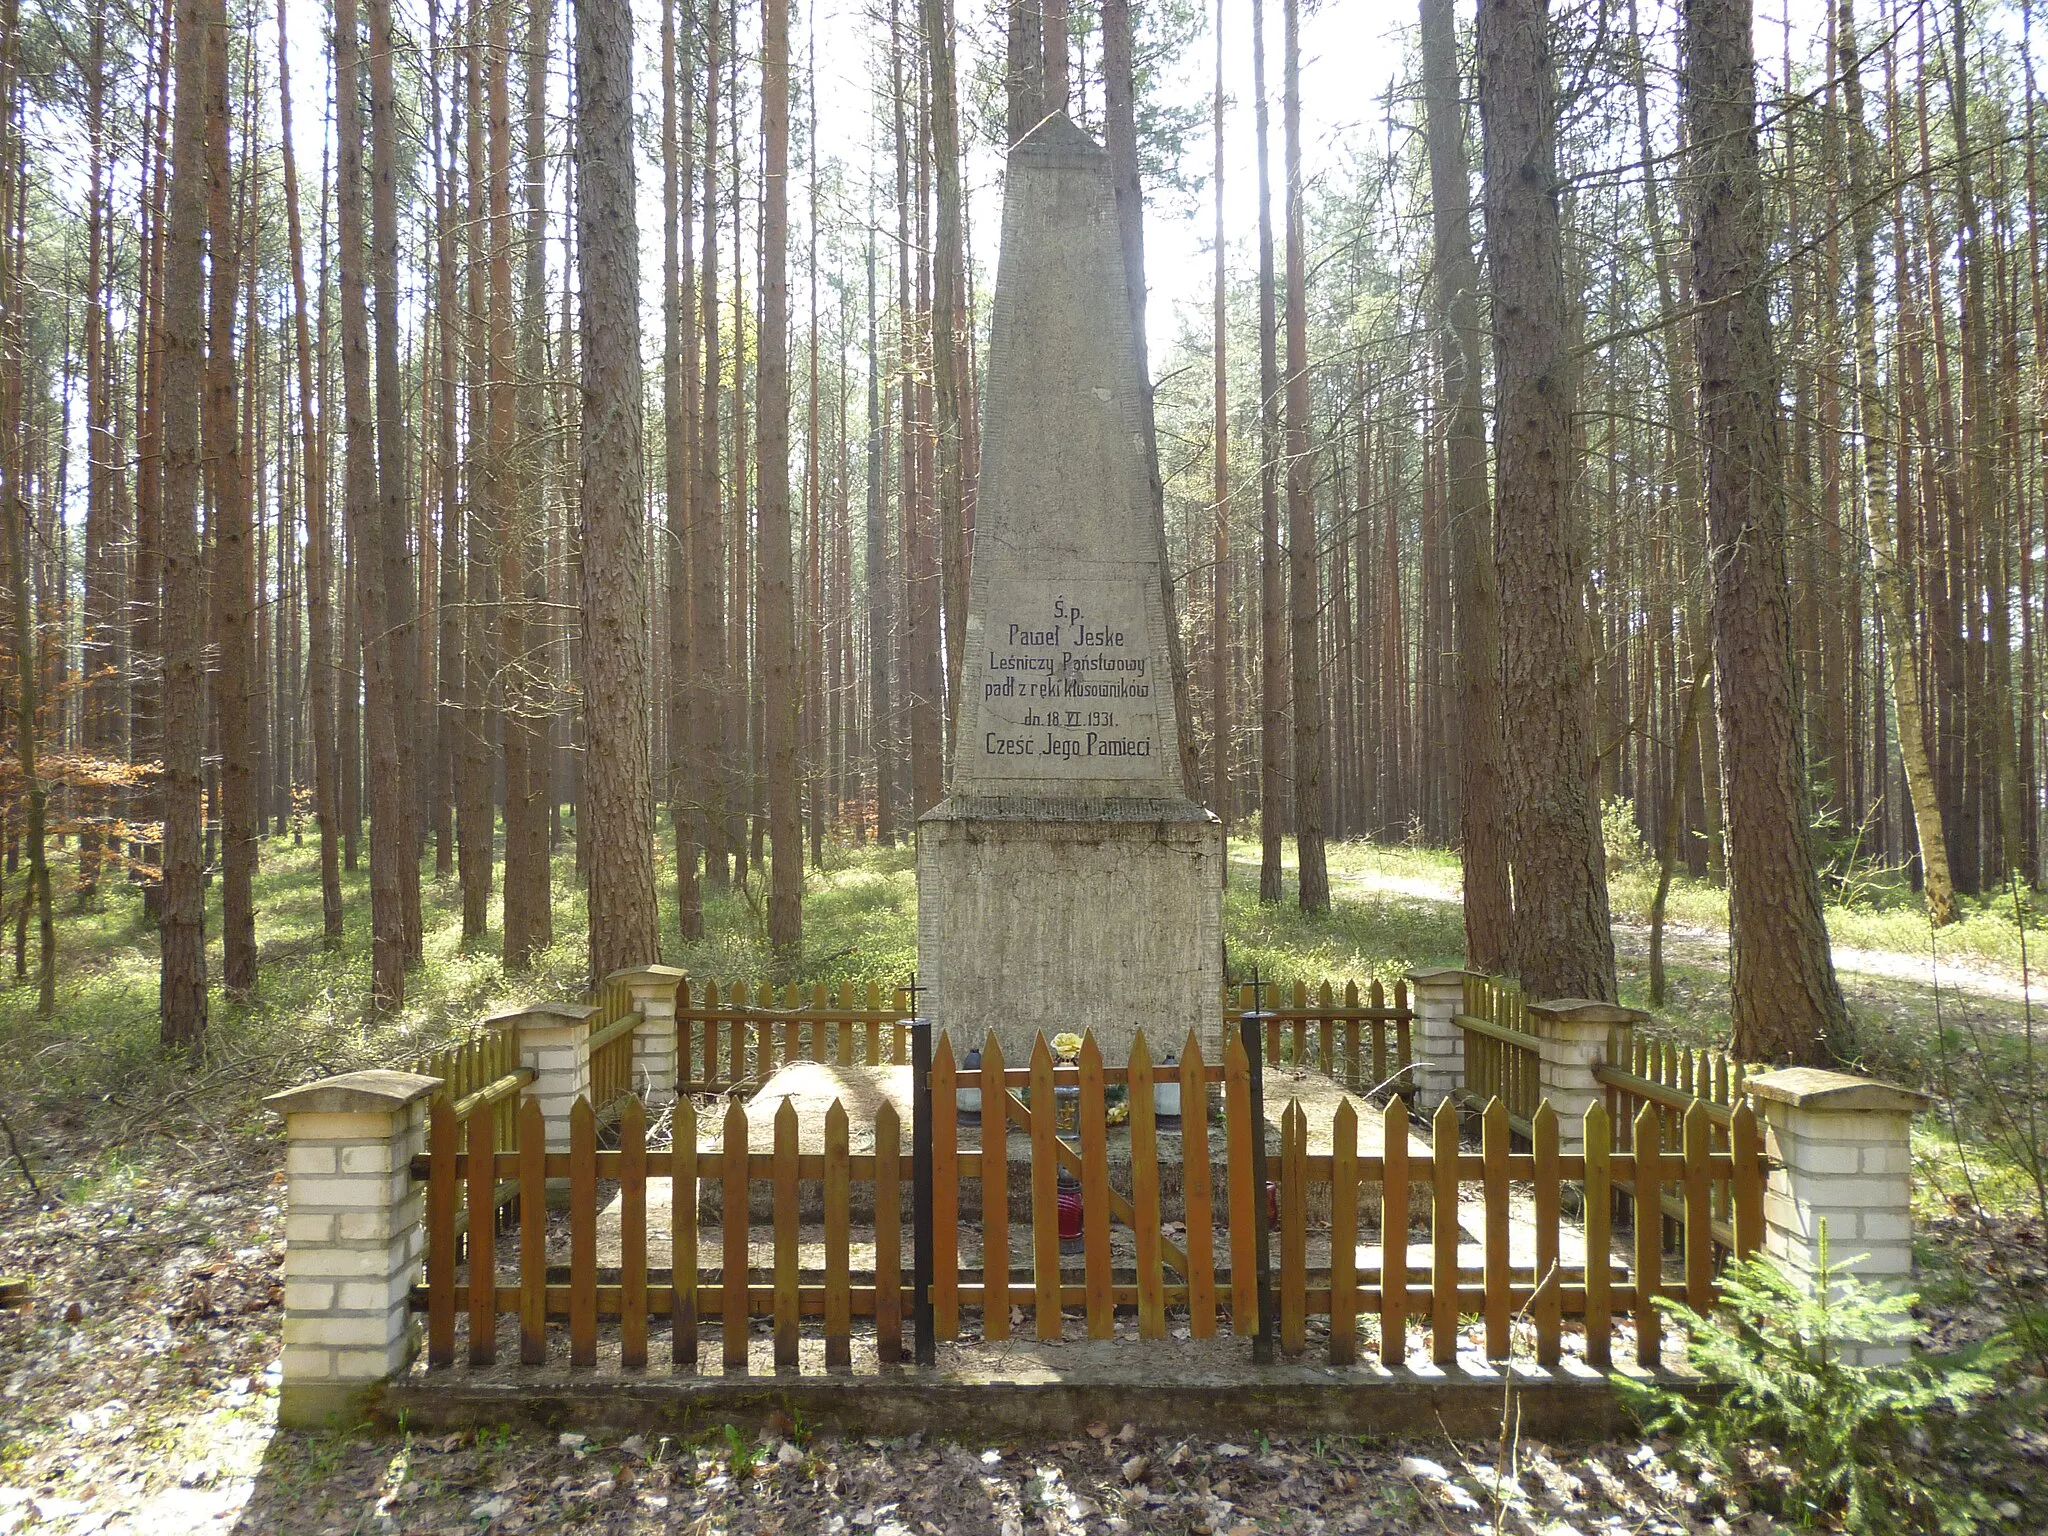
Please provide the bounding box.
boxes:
[1323,861,2042,1035]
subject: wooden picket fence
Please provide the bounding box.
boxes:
[1232,979,1413,1094]
[1595,1023,1755,1250]
[1456,974,1543,1130]
[678,980,913,1093]
[673,977,1413,1099]
[411,1023,1765,1378]
[585,975,643,1117]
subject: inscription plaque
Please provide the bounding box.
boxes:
[966,581,1160,780]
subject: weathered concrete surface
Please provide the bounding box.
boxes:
[915,111,1222,1067]
[918,813,1224,1068]
[384,1346,1690,1442]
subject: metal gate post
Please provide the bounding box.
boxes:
[1240,1010,1277,1365]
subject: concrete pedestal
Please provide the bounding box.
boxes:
[918,803,1222,1066]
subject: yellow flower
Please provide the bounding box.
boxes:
[1051,1031,1085,1061]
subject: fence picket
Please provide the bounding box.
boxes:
[722,1097,750,1372]
[876,1100,903,1363]
[1583,1101,1612,1367]
[931,1033,960,1340]
[1330,1100,1358,1365]
[1130,1032,1164,1340]
[1381,1097,1408,1366]
[1181,1033,1217,1337]
[519,1097,546,1365]
[1532,1101,1560,1367]
[1080,1033,1114,1338]
[1317,982,1335,1077]
[1431,1098,1459,1365]
[825,1099,852,1371]
[981,1034,1010,1340]
[1731,1100,1763,1257]
[1280,1102,1307,1356]
[1483,1098,1510,1359]
[427,1097,457,1369]
[468,1099,498,1366]
[571,1098,598,1367]
[621,1097,647,1369]
[674,1099,698,1368]
[1225,1029,1258,1336]
[773,1098,800,1372]
[1633,1102,1662,1369]
[1684,1101,1713,1307]
[1029,1035,1061,1340]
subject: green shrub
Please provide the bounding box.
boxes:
[1623,1241,2011,1534]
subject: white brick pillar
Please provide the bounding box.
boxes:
[1403,967,1471,1110]
[1526,998,1645,1152]
[607,964,686,1107]
[1746,1067,1930,1365]
[487,1000,597,1152]
[266,1070,439,1428]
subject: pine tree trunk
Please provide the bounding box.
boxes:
[1683,0,1848,1062]
[429,0,462,883]
[1209,0,1230,829]
[503,0,554,966]
[864,230,894,845]
[664,0,704,940]
[1839,0,1955,924]
[204,2,256,1000]
[337,0,403,1008]
[458,17,496,941]
[1419,0,1510,971]
[1252,0,1284,904]
[693,0,730,893]
[758,0,801,950]
[922,0,967,756]
[577,0,662,981]
[1478,0,1616,1000]
[367,0,423,972]
[1280,0,1326,913]
[156,0,211,1044]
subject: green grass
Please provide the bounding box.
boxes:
[3,820,2042,1179]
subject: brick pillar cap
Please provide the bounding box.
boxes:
[265,1070,442,1119]
[1526,998,1650,1026]
[1746,1067,1931,1114]
[1404,966,1473,984]
[484,1000,599,1031]
[604,964,689,988]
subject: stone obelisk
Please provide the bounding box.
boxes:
[916,113,1224,1065]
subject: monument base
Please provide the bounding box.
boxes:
[916,798,1224,1067]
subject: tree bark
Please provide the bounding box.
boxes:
[1280,0,1326,913]
[367,0,424,970]
[1838,0,1955,924]
[1209,0,1230,828]
[1683,0,1849,1061]
[1253,0,1285,904]
[204,0,256,1000]
[693,0,730,892]
[156,0,210,1044]
[1478,0,1616,1000]
[759,0,801,951]
[503,0,554,966]
[664,0,704,940]
[922,0,967,756]
[577,0,662,982]
[1420,0,1510,971]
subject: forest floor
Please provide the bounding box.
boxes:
[1,829,2044,1534]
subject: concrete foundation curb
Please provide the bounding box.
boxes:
[380,1361,1700,1442]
